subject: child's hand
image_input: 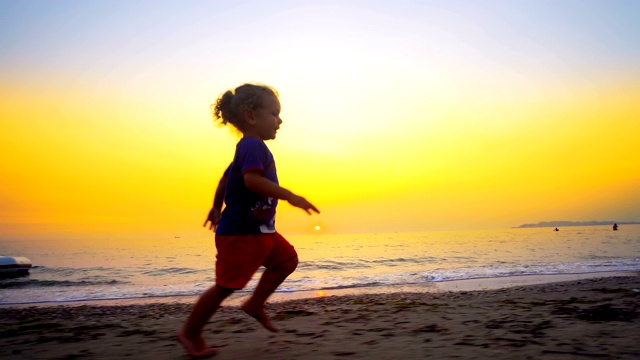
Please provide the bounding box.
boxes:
[287,195,320,215]
[203,208,222,232]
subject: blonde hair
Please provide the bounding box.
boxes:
[211,84,278,131]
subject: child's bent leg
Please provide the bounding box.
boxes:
[178,284,234,357]
[242,256,298,332]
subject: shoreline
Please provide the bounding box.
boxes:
[1,270,636,308]
[1,274,638,359]
[267,271,639,305]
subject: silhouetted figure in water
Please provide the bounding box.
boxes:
[554,228,559,231]
[613,223,618,231]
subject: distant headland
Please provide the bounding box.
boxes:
[516,221,640,228]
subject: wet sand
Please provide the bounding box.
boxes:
[1,274,638,359]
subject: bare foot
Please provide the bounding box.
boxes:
[241,302,279,332]
[176,329,218,358]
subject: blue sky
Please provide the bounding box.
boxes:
[2,1,639,79]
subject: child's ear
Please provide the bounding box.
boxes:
[242,109,256,125]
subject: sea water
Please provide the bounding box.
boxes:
[1,225,639,305]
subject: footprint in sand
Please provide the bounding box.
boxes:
[232,327,256,333]
[272,310,316,320]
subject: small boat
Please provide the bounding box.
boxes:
[0,256,32,277]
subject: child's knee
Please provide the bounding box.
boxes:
[279,256,298,274]
[289,256,299,270]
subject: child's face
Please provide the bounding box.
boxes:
[252,94,282,140]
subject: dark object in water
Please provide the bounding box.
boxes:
[0,256,32,278]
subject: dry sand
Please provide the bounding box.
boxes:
[1,275,639,359]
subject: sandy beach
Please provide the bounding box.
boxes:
[1,274,639,359]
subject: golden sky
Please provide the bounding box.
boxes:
[1,1,639,238]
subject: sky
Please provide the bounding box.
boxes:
[1,0,639,238]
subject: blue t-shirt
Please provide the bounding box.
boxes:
[215,136,279,235]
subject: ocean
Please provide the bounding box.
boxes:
[1,225,639,305]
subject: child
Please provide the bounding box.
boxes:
[178,84,319,358]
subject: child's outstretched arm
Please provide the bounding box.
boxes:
[203,175,228,231]
[244,172,319,215]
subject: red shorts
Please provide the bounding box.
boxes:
[214,232,297,290]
